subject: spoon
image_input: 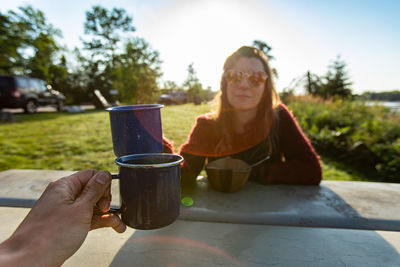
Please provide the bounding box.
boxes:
[250,155,271,168]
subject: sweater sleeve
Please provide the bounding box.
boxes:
[179,115,218,156]
[258,104,322,185]
[162,136,175,154]
[179,115,213,186]
[180,152,206,187]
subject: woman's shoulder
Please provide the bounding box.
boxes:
[196,112,217,121]
[274,102,295,120]
[193,112,218,128]
[275,102,289,112]
[179,112,218,155]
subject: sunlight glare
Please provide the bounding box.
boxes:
[136,0,318,92]
[139,0,287,90]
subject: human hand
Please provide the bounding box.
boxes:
[0,170,126,266]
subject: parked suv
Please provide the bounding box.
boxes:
[0,75,65,114]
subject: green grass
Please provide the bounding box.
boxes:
[0,110,117,172]
[0,103,373,181]
[319,155,375,181]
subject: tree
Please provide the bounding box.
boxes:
[252,40,278,78]
[183,63,204,103]
[82,5,135,61]
[0,6,64,81]
[79,5,138,102]
[48,55,69,95]
[361,90,400,101]
[304,71,322,96]
[26,32,60,80]
[0,11,24,74]
[320,55,352,98]
[60,48,96,104]
[112,38,162,103]
[203,86,216,102]
[253,40,274,60]
[161,81,182,94]
[303,56,353,99]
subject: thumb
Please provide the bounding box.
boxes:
[77,171,111,206]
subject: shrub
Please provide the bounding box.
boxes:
[285,95,400,182]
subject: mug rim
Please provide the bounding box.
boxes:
[106,104,164,112]
[115,153,183,169]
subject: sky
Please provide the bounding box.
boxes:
[2,0,400,94]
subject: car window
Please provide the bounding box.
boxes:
[39,80,49,92]
[39,80,50,91]
[0,76,15,91]
[30,79,47,92]
[29,79,39,91]
[15,77,30,89]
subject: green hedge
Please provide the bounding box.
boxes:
[286,96,400,182]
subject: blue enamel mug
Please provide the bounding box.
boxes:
[110,153,183,230]
[106,105,164,157]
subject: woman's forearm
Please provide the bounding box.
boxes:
[180,153,205,187]
[259,156,322,185]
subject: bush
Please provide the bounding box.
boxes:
[285,95,400,182]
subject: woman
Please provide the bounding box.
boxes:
[179,46,322,187]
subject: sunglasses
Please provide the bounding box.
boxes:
[224,69,268,87]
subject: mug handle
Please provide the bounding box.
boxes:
[106,174,121,214]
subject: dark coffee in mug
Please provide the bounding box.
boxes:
[111,153,183,230]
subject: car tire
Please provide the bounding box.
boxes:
[24,100,37,114]
[57,100,65,112]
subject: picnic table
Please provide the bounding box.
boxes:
[0,169,399,266]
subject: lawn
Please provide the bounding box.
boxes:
[0,103,371,181]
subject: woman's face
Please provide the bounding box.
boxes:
[226,57,267,111]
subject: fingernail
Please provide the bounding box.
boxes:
[96,172,109,185]
[102,200,111,211]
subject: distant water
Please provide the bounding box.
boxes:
[366,101,400,112]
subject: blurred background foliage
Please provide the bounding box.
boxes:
[284,95,400,182]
